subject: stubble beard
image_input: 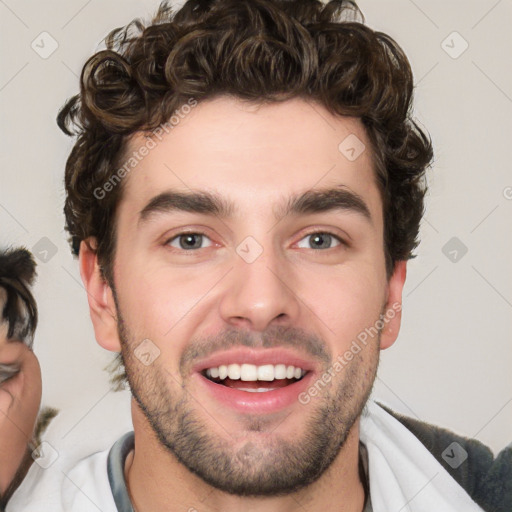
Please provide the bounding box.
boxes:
[115,306,380,497]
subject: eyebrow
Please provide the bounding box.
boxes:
[138,186,372,226]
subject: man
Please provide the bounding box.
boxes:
[6,0,510,510]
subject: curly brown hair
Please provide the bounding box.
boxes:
[57,0,433,283]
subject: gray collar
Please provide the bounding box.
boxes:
[107,431,135,512]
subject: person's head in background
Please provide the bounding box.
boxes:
[0,249,42,508]
[58,0,432,507]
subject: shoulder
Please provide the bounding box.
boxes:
[62,448,117,511]
[6,447,117,512]
[376,401,512,512]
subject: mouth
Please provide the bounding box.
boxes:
[192,349,316,414]
[202,363,307,392]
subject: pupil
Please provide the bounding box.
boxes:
[181,234,201,249]
[311,233,330,249]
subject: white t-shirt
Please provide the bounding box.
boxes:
[6,441,118,511]
[7,430,372,512]
[6,389,133,512]
[6,399,484,512]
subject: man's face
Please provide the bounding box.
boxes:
[87,97,404,495]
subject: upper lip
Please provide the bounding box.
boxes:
[191,347,319,375]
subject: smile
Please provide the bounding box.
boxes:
[197,370,313,413]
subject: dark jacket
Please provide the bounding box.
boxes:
[380,403,512,512]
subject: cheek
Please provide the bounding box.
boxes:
[24,352,42,421]
[114,257,219,346]
[298,263,385,351]
[0,362,41,470]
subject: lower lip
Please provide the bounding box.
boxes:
[194,372,315,414]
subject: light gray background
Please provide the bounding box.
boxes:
[0,0,510,454]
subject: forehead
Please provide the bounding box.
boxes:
[118,96,382,225]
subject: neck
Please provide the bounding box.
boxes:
[125,399,366,512]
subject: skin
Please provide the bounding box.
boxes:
[0,292,42,497]
[80,96,407,512]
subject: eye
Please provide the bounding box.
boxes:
[296,231,345,250]
[167,232,213,251]
[0,364,21,386]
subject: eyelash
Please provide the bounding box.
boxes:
[165,230,348,252]
[0,365,21,385]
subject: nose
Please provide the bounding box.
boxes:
[218,243,301,333]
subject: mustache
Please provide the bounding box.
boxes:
[179,325,332,375]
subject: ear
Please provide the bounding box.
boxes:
[79,239,121,352]
[379,260,407,350]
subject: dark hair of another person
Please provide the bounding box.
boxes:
[0,248,38,346]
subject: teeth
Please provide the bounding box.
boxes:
[227,363,241,380]
[219,365,228,379]
[238,388,276,393]
[257,364,275,381]
[274,364,287,379]
[240,364,258,381]
[204,363,306,382]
